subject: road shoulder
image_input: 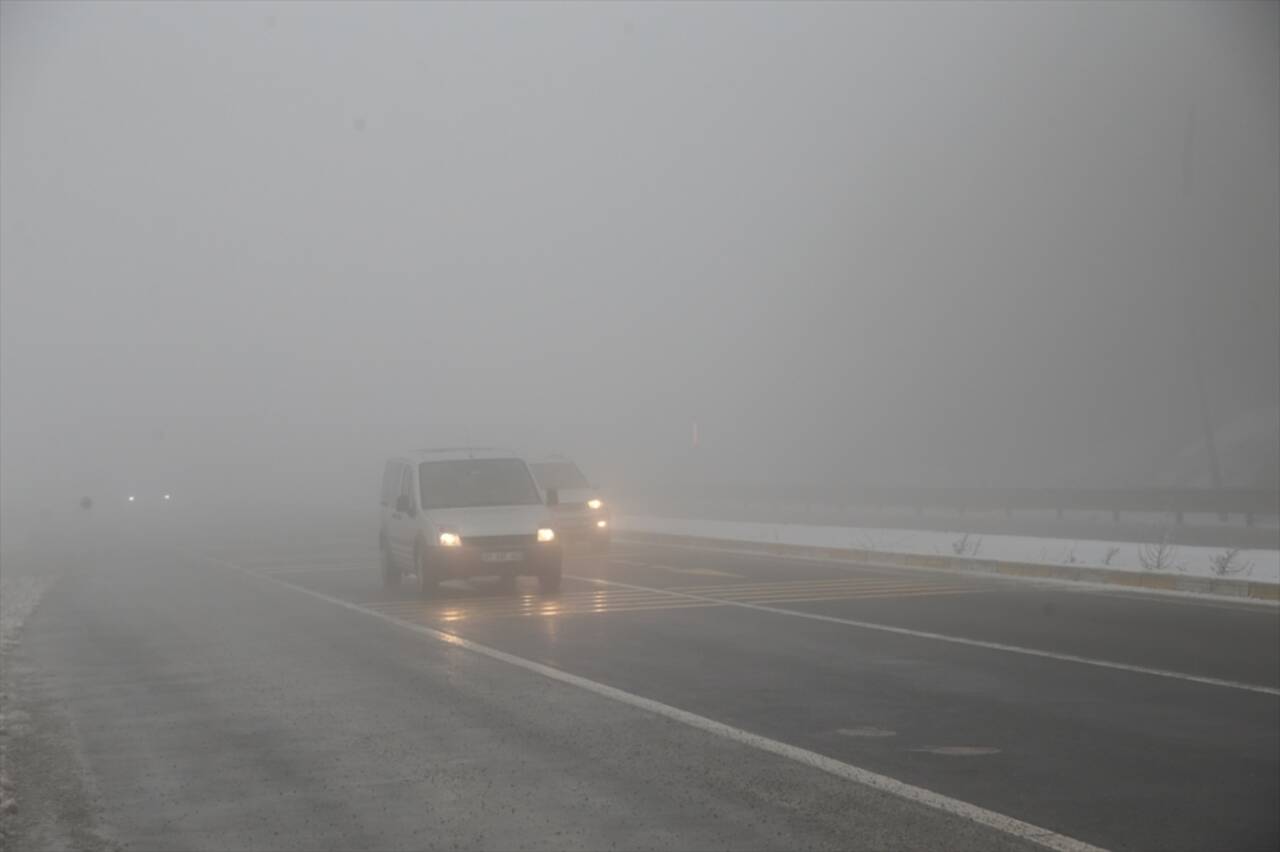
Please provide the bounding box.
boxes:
[1,548,115,852]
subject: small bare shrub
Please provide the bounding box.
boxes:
[951,534,982,557]
[1138,535,1180,573]
[1209,548,1253,577]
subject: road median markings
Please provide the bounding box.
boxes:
[653,564,743,578]
[616,537,1280,606]
[565,574,1280,697]
[366,596,716,621]
[205,554,1107,852]
[680,577,954,593]
[911,746,1003,756]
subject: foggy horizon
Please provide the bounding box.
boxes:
[2,7,1279,852]
[3,0,1277,517]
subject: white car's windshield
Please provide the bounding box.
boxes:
[419,459,542,510]
[529,462,590,491]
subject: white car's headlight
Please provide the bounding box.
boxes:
[439,532,462,547]
[587,498,603,510]
[537,528,556,543]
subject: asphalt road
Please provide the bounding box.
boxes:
[4,521,1277,851]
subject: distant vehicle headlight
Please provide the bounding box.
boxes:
[439,532,462,547]
[127,495,135,503]
[163,494,171,501]
[596,519,608,529]
[587,499,603,510]
[537,528,556,543]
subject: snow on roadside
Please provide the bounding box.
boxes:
[617,515,1280,584]
[0,559,59,832]
[1,572,56,650]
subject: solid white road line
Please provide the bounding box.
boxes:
[206,555,1106,852]
[566,574,1280,697]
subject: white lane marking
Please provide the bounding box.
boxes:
[683,577,934,591]
[727,588,977,606]
[614,538,1280,610]
[1058,588,1280,614]
[204,556,1106,852]
[680,577,966,594]
[712,585,974,602]
[368,588,699,614]
[912,746,1002,756]
[565,575,1280,697]
[653,564,743,578]
[837,727,897,738]
[368,598,718,620]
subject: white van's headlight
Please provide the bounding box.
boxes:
[587,499,603,510]
[537,528,556,543]
[439,532,462,547]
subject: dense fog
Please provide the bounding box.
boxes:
[2,1,1277,526]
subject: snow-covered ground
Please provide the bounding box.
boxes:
[0,554,59,832]
[0,573,54,651]
[618,515,1280,584]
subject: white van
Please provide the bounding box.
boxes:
[379,449,563,596]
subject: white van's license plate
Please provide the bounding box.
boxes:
[481,551,524,563]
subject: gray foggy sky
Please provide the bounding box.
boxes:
[2,1,1277,511]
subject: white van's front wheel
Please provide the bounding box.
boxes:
[416,546,439,598]
[381,538,400,588]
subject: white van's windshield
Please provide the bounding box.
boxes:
[419,459,542,510]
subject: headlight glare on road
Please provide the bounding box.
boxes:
[596,519,608,529]
[439,531,462,547]
[537,528,556,543]
[587,499,603,510]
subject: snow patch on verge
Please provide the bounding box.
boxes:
[1,574,55,649]
[0,561,59,838]
[617,515,1280,585]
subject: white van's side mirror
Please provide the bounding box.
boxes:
[395,495,413,514]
